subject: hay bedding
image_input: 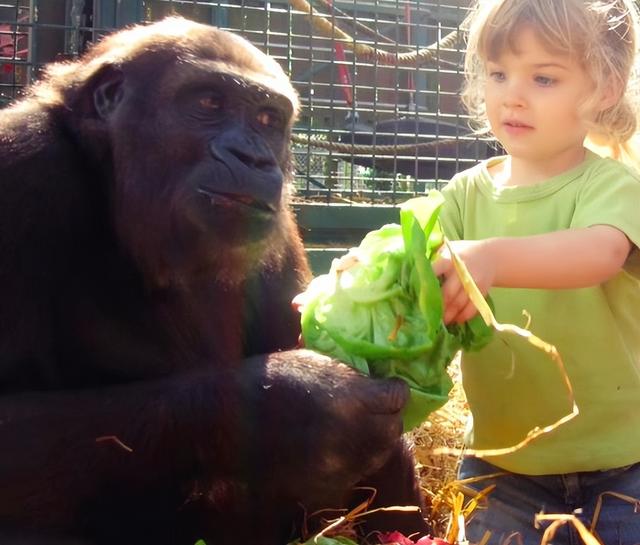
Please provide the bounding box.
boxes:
[411,354,467,539]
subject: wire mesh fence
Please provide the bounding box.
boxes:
[0,0,493,205]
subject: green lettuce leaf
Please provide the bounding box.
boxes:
[299,191,493,430]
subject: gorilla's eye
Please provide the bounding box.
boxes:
[256,108,284,130]
[199,94,223,111]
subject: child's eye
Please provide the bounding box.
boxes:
[534,75,555,87]
[489,71,506,82]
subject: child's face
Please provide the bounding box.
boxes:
[484,26,593,166]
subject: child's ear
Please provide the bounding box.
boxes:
[597,77,623,112]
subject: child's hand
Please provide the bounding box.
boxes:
[432,239,496,324]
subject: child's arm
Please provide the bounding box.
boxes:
[433,225,632,324]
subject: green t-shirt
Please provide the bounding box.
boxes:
[440,150,640,475]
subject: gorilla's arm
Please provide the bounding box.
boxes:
[1,376,198,517]
[0,351,409,540]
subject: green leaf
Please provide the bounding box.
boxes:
[299,191,493,430]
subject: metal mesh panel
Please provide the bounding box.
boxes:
[0,0,487,205]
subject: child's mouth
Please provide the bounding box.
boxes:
[503,120,533,134]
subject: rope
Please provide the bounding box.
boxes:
[288,0,461,66]
[292,133,469,155]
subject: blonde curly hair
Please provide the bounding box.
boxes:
[461,0,640,164]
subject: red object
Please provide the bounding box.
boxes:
[324,0,353,106]
[334,42,353,106]
[380,531,415,545]
[3,63,12,74]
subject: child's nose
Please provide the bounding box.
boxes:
[502,79,527,108]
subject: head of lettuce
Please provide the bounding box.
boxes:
[295,191,493,431]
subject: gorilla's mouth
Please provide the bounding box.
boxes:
[197,187,276,215]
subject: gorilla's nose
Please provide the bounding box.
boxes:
[211,129,278,171]
[360,378,409,414]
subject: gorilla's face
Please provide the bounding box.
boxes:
[172,70,294,242]
[84,26,299,286]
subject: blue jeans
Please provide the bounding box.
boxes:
[458,457,640,545]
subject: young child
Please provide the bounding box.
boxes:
[432,1,640,543]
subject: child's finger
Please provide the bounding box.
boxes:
[441,272,462,306]
[443,282,469,324]
[291,292,306,312]
[453,299,479,324]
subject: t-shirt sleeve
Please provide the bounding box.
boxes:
[571,160,640,249]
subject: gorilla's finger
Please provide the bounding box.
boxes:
[357,377,409,415]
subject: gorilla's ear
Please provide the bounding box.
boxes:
[92,66,125,119]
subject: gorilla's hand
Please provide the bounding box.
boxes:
[242,350,408,505]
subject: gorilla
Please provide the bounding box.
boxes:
[0,17,428,545]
